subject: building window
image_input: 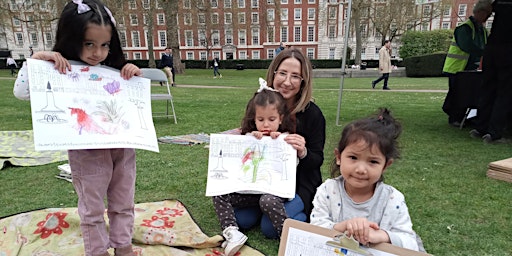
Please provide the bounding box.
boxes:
[199,13,206,24]
[267,26,275,42]
[30,33,38,45]
[307,26,314,42]
[211,0,218,7]
[212,30,220,45]
[225,0,232,8]
[443,6,450,16]
[213,51,220,59]
[157,14,165,25]
[184,0,191,8]
[132,31,140,47]
[199,30,206,46]
[281,27,288,42]
[252,50,260,59]
[134,52,142,60]
[239,13,246,24]
[185,30,194,46]
[159,31,166,47]
[118,16,125,25]
[308,0,315,3]
[184,13,192,25]
[123,53,128,60]
[251,0,258,7]
[128,0,136,9]
[281,0,288,4]
[239,51,247,59]
[252,28,259,45]
[252,13,259,24]
[238,0,245,8]
[294,26,301,42]
[226,29,233,44]
[120,31,127,47]
[307,8,315,20]
[328,25,335,39]
[307,48,314,59]
[142,0,149,9]
[294,8,301,20]
[44,32,53,46]
[212,13,219,24]
[268,49,274,59]
[328,7,336,19]
[200,51,207,60]
[267,9,275,21]
[458,4,466,16]
[187,52,194,60]
[13,17,21,26]
[225,13,232,24]
[143,14,148,25]
[156,0,163,8]
[329,48,335,59]
[442,22,450,29]
[422,5,431,17]
[268,0,275,4]
[239,30,246,45]
[130,14,138,25]
[281,9,288,20]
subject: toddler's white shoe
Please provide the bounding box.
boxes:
[221,226,247,256]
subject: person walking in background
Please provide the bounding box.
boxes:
[212,82,294,256]
[275,42,285,57]
[310,108,426,252]
[29,46,34,57]
[469,0,512,144]
[13,0,142,255]
[371,40,392,90]
[213,57,222,78]
[159,47,175,86]
[441,0,492,127]
[6,54,18,76]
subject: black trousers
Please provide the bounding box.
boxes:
[473,44,512,139]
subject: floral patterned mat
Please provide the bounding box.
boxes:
[0,200,264,256]
[0,130,68,170]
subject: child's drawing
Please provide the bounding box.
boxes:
[27,59,159,152]
[206,134,297,199]
[103,80,121,95]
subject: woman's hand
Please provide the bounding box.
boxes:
[283,134,307,158]
[120,63,142,80]
[32,51,71,74]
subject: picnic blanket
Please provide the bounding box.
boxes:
[0,130,68,170]
[0,199,264,256]
[158,128,242,145]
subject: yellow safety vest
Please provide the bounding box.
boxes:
[443,19,488,74]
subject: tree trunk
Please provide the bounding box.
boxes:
[162,0,184,74]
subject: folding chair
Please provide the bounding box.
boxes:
[141,68,177,124]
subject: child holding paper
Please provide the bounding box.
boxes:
[310,108,426,252]
[211,79,296,256]
[13,0,141,255]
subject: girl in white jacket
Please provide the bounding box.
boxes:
[310,108,426,252]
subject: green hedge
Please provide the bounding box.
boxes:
[403,52,446,77]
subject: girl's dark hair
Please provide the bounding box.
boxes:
[330,108,402,179]
[241,89,294,134]
[53,0,126,69]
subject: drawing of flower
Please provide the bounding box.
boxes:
[89,73,102,81]
[33,212,70,239]
[103,80,121,95]
[140,216,175,229]
[156,207,184,217]
[80,66,89,72]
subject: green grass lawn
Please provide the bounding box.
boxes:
[0,68,511,255]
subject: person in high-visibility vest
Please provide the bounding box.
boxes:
[470,0,512,144]
[442,0,492,127]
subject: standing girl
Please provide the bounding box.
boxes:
[310,108,425,252]
[232,48,326,240]
[13,1,141,255]
[212,80,294,256]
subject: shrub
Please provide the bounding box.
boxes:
[399,30,452,60]
[404,52,446,77]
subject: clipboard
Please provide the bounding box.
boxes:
[278,219,432,256]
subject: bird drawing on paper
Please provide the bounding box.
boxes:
[69,107,108,135]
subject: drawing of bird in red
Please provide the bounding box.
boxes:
[69,107,108,135]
